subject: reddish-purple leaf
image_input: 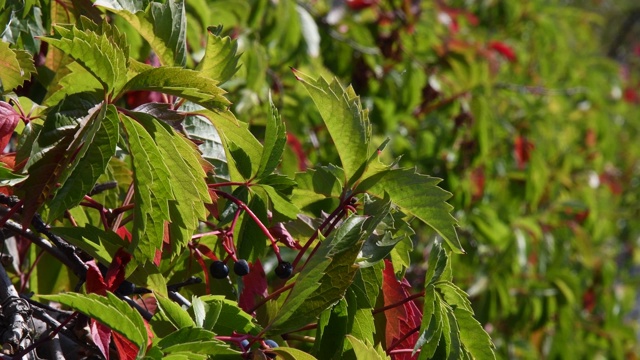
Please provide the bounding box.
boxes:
[86,260,108,295]
[90,319,112,360]
[112,331,139,360]
[104,248,132,292]
[269,223,302,250]
[238,258,268,314]
[0,101,20,152]
[382,260,422,359]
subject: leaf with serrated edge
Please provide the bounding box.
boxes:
[48,104,118,221]
[196,27,241,84]
[182,104,263,182]
[0,42,36,93]
[256,94,286,178]
[157,327,239,355]
[269,216,368,334]
[455,308,496,360]
[346,335,388,360]
[293,70,371,184]
[132,112,209,257]
[39,292,147,355]
[269,347,319,360]
[41,22,128,94]
[120,114,173,262]
[154,293,196,330]
[359,167,463,254]
[120,67,229,111]
[94,0,186,67]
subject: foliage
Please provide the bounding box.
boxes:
[0,0,638,359]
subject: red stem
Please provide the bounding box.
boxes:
[387,324,421,353]
[372,291,425,315]
[213,190,282,262]
[248,282,295,314]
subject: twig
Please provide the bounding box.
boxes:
[0,264,32,356]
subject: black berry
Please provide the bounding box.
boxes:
[210,261,229,279]
[116,280,136,296]
[264,339,279,348]
[240,339,250,350]
[275,261,293,279]
[234,259,250,276]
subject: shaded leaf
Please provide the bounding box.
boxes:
[47,104,118,221]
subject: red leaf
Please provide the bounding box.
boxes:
[86,260,108,296]
[286,133,307,171]
[116,226,132,243]
[488,41,517,62]
[0,101,21,152]
[238,259,268,315]
[345,0,377,10]
[269,223,302,250]
[90,319,112,360]
[112,332,139,360]
[104,248,132,292]
[382,260,421,359]
[514,135,534,169]
[623,87,639,104]
[469,166,485,201]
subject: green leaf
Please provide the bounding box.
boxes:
[39,292,147,355]
[157,327,240,356]
[346,335,388,360]
[291,166,343,210]
[435,281,474,313]
[269,347,319,360]
[0,41,36,94]
[313,299,349,359]
[358,167,463,254]
[237,194,268,261]
[425,241,452,286]
[196,26,241,84]
[50,225,126,266]
[256,94,286,179]
[294,70,371,184]
[94,0,186,67]
[260,185,299,221]
[416,287,443,359]
[47,104,118,221]
[182,113,229,181]
[41,21,128,94]
[0,163,26,186]
[189,106,263,181]
[120,114,173,263]
[191,295,261,335]
[151,293,196,337]
[454,308,496,360]
[269,215,369,334]
[120,67,229,111]
[132,111,209,257]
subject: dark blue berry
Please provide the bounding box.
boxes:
[275,261,293,279]
[240,339,250,350]
[116,280,136,296]
[234,259,250,276]
[210,261,229,279]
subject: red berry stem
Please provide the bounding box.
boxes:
[291,197,352,270]
[213,190,282,262]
